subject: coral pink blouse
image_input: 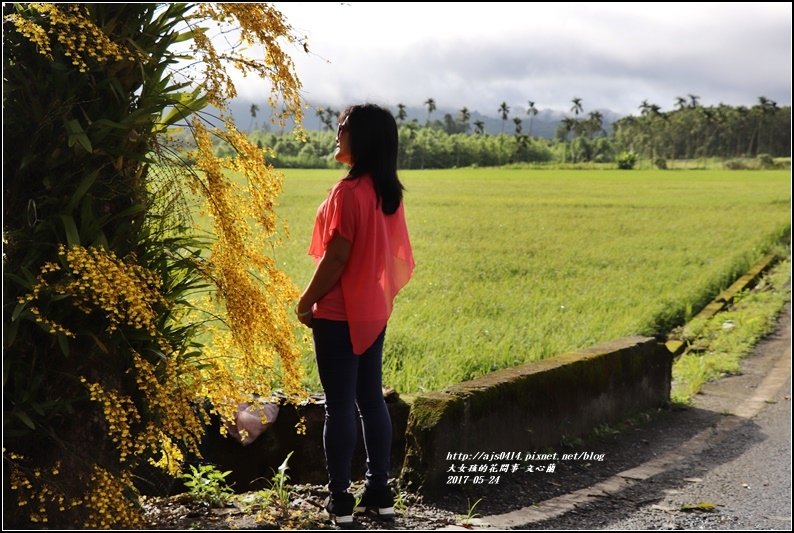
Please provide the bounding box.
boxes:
[309,175,415,354]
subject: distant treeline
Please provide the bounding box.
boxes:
[218,100,790,169]
[613,99,790,161]
[247,128,561,169]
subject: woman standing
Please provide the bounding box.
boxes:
[296,104,415,525]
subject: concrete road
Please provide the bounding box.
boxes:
[479,302,791,530]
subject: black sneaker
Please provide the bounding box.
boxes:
[354,485,395,518]
[324,491,354,525]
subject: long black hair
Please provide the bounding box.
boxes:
[340,104,404,215]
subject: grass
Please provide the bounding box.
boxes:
[458,497,482,525]
[670,257,791,404]
[272,168,789,393]
[181,167,789,393]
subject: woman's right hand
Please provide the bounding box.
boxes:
[296,299,313,328]
[297,309,313,328]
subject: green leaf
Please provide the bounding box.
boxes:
[4,318,21,350]
[65,118,93,153]
[88,332,109,354]
[57,334,70,357]
[60,215,81,246]
[4,271,36,290]
[66,170,99,213]
[16,411,36,430]
[158,88,209,130]
[11,301,27,322]
[80,194,99,239]
[173,29,198,43]
[143,347,168,363]
[92,232,109,249]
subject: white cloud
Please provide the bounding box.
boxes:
[232,2,791,117]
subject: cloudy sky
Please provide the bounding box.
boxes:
[235,2,791,118]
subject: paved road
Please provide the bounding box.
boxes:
[478,302,792,530]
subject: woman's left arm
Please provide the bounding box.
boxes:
[297,233,352,326]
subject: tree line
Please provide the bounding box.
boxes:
[240,96,790,169]
[613,96,789,161]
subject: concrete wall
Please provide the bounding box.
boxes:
[666,252,777,356]
[400,336,673,495]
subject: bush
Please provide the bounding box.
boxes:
[724,159,750,170]
[724,155,781,170]
[654,158,668,170]
[757,153,776,169]
[616,150,638,170]
[180,464,235,507]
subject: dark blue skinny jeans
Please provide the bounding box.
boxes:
[312,319,391,494]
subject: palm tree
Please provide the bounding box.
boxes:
[757,96,776,110]
[669,100,696,158]
[559,117,576,163]
[473,120,485,135]
[498,102,510,133]
[513,116,523,135]
[249,103,260,131]
[638,100,661,160]
[712,103,736,157]
[559,117,576,140]
[570,97,583,118]
[442,113,457,134]
[458,106,471,133]
[526,100,538,136]
[424,98,436,125]
[514,133,530,163]
[587,111,603,138]
[735,105,752,156]
[569,97,584,146]
[397,103,407,124]
[753,96,778,155]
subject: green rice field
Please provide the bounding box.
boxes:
[270,168,790,393]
